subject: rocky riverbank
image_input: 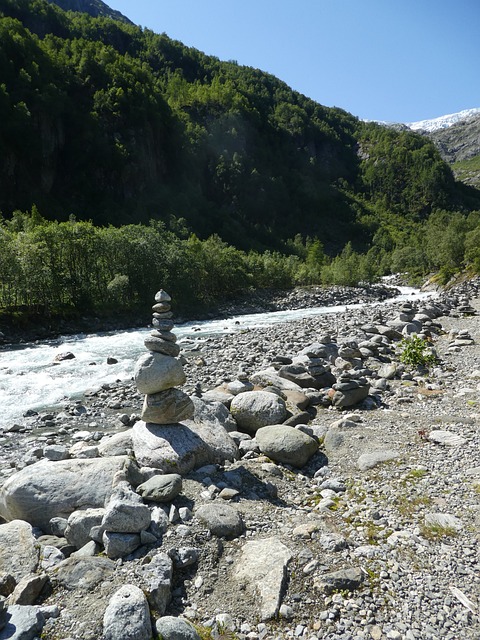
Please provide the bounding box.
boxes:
[0,279,479,640]
[0,282,401,347]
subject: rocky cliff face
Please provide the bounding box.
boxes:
[46,0,133,24]
[428,114,480,164]
[425,114,480,188]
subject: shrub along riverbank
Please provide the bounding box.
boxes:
[1,208,480,338]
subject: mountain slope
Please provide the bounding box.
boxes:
[407,107,480,132]
[410,111,480,189]
[0,0,478,253]
[428,114,480,164]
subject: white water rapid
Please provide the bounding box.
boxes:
[0,287,433,427]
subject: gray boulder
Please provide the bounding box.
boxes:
[323,428,345,452]
[278,363,335,390]
[377,363,398,380]
[376,325,402,340]
[98,431,133,457]
[250,368,304,391]
[136,474,183,503]
[283,389,311,411]
[0,605,45,640]
[332,384,369,408]
[149,506,170,537]
[226,379,254,395]
[102,532,141,559]
[150,329,177,342]
[299,341,339,361]
[52,556,116,590]
[8,574,48,606]
[37,535,72,558]
[144,336,180,357]
[314,567,364,594]
[357,450,401,471]
[134,353,186,395]
[103,584,152,640]
[201,388,235,407]
[64,508,105,549]
[195,503,244,538]
[0,457,129,531]
[169,547,199,569]
[136,552,172,615]
[43,445,69,461]
[230,391,287,434]
[191,396,237,432]
[102,487,151,533]
[156,616,201,640]
[255,425,318,468]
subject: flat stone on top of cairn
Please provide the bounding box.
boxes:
[155,289,171,303]
[134,290,194,425]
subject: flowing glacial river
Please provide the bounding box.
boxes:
[0,287,433,427]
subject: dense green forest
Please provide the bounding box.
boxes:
[1,0,480,321]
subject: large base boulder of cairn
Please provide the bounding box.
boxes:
[132,418,238,474]
[132,290,238,472]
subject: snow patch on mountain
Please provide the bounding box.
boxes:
[407,108,480,132]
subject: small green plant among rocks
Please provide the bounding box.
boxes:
[405,468,428,480]
[420,522,458,540]
[398,335,438,369]
[194,622,239,640]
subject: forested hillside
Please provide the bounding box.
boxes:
[2,0,477,250]
[1,0,480,322]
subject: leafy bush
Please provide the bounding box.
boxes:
[398,335,438,368]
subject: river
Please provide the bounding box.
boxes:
[0,287,433,427]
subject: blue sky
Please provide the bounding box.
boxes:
[105,0,479,123]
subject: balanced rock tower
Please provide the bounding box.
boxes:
[131,289,238,473]
[134,289,195,424]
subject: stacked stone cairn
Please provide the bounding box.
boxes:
[457,296,476,316]
[134,290,195,424]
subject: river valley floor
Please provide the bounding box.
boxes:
[0,280,479,640]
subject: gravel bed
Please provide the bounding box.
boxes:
[1,280,479,639]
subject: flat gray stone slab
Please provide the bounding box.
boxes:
[0,520,39,582]
[234,538,292,620]
[357,450,401,471]
[0,604,45,640]
[428,430,467,447]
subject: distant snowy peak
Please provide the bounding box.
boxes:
[407,108,480,132]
